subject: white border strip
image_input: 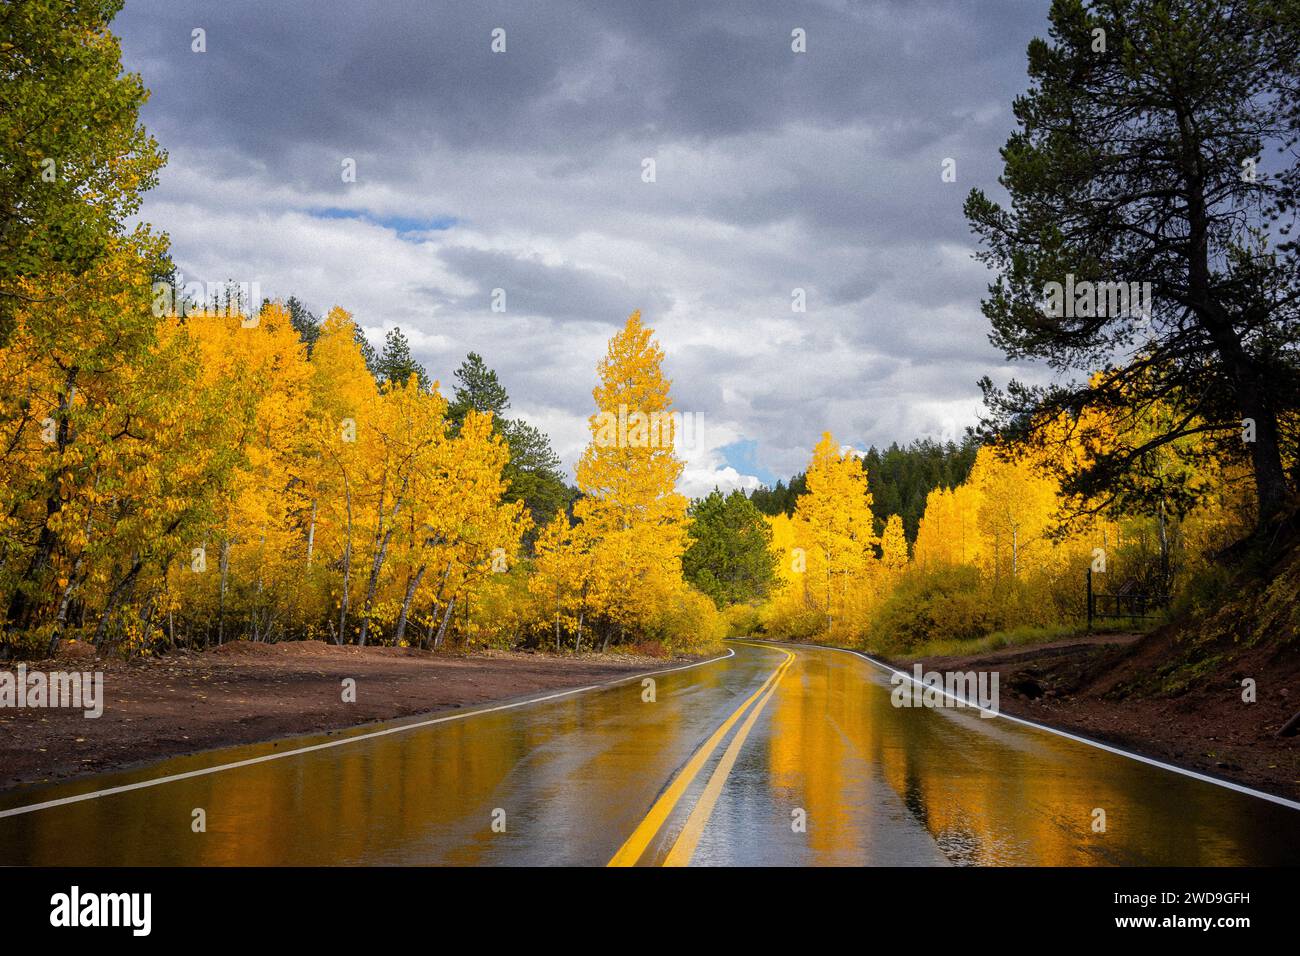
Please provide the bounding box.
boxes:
[757,639,1300,812]
[0,649,736,821]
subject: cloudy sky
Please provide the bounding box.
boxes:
[114,0,1053,496]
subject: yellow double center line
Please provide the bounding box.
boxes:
[607,645,795,867]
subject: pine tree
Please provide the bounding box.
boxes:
[966,0,1300,530]
[285,296,321,354]
[376,327,430,391]
[447,352,569,539]
[683,489,777,607]
[447,352,510,428]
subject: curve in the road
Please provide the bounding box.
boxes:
[662,645,795,866]
[1,641,1297,865]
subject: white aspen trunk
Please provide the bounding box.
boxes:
[306,498,317,567]
[217,538,231,645]
[433,595,456,649]
[337,481,352,645]
[394,563,426,646]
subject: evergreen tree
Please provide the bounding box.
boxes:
[353,324,381,380]
[376,327,430,391]
[447,352,571,539]
[860,437,979,541]
[448,351,510,427]
[748,476,807,516]
[683,490,777,608]
[965,0,1300,531]
[285,296,321,354]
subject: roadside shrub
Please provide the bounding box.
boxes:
[866,565,1004,653]
[465,568,537,649]
[587,578,729,655]
[1170,561,1234,622]
[722,602,764,637]
[648,586,727,654]
[759,585,825,641]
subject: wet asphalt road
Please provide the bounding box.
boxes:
[0,641,1297,865]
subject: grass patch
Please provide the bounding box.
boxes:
[879,616,1168,660]
[1086,616,1167,634]
[881,623,1079,661]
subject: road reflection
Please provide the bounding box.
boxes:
[0,643,1295,865]
[705,645,1300,865]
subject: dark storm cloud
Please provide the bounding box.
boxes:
[118,0,1032,179]
[435,246,673,325]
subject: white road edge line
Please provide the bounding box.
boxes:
[749,639,1300,813]
[0,648,737,821]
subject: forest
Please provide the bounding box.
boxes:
[1,0,1298,665]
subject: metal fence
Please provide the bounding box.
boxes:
[1086,568,1167,629]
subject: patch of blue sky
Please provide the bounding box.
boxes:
[719,439,777,487]
[309,207,457,236]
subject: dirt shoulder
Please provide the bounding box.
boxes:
[0,640,697,793]
[894,631,1300,802]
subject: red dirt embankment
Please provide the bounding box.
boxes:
[0,640,690,793]
[901,630,1300,801]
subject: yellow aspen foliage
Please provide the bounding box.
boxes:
[310,308,377,426]
[791,432,879,634]
[967,446,1060,585]
[0,278,720,654]
[528,513,598,651]
[572,312,697,648]
[417,407,530,649]
[0,235,232,652]
[880,515,908,573]
[759,512,825,639]
[760,432,1141,649]
[914,484,982,569]
[301,308,384,644]
[760,434,883,641]
[531,310,723,653]
[169,300,315,643]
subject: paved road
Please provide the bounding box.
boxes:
[1,641,1297,865]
